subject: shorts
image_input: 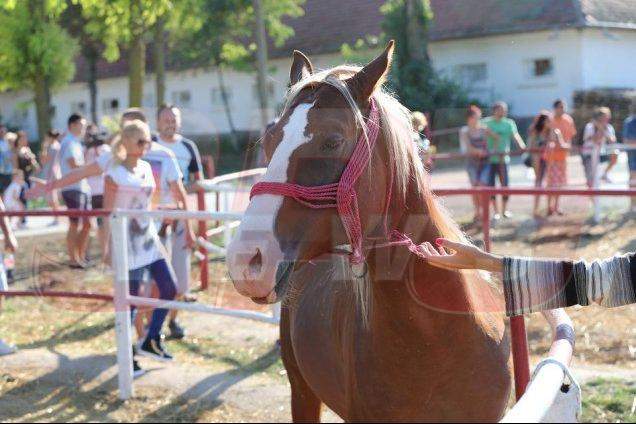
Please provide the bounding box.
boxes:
[159,220,192,296]
[487,162,510,201]
[61,190,91,223]
[91,195,104,224]
[466,160,489,186]
[627,150,636,173]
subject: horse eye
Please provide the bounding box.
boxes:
[322,135,345,151]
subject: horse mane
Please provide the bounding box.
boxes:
[284,65,467,244]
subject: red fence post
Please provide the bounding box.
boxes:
[197,189,209,291]
[481,189,530,400]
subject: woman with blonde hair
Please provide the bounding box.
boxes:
[103,120,177,362]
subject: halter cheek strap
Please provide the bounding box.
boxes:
[250,99,424,264]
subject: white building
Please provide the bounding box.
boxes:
[1,0,635,139]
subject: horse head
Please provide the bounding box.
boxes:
[226,41,418,303]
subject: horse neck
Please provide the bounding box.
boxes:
[368,172,497,318]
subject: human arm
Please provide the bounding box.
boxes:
[513,131,526,150]
[168,179,196,249]
[26,162,103,199]
[419,238,636,316]
[102,176,117,264]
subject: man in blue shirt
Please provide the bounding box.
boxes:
[624,102,636,210]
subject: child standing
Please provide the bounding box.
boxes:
[3,170,25,229]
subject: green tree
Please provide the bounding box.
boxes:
[171,0,304,137]
[381,0,470,113]
[80,0,173,107]
[0,0,77,140]
[60,0,107,123]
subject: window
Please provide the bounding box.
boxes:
[70,101,86,115]
[453,63,488,87]
[171,90,192,108]
[528,58,554,78]
[102,98,120,115]
[211,87,232,105]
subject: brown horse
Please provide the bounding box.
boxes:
[226,42,511,421]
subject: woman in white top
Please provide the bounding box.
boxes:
[581,107,617,187]
[103,120,177,362]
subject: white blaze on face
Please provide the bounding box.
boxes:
[227,102,314,297]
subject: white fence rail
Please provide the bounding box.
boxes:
[110,209,279,400]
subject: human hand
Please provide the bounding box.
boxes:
[418,238,502,272]
[25,180,47,200]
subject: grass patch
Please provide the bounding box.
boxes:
[582,378,636,423]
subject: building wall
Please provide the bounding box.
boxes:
[429,29,586,117]
[580,28,636,90]
[0,52,342,140]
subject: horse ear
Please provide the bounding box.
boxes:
[348,40,395,102]
[290,50,314,85]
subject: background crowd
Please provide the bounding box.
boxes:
[453,99,636,222]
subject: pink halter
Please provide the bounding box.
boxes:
[251,99,419,265]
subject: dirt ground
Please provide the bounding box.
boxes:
[1,160,635,422]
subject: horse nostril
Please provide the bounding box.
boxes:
[248,248,263,276]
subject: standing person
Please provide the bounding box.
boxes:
[459,105,495,222]
[103,119,177,361]
[155,104,201,339]
[411,111,433,170]
[624,103,636,210]
[527,111,556,217]
[550,99,577,211]
[84,125,111,258]
[59,114,91,268]
[581,107,616,189]
[544,121,570,216]
[14,131,40,227]
[0,126,14,196]
[3,170,25,229]
[0,196,18,356]
[483,101,527,219]
[39,129,62,226]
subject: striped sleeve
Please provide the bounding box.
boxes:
[502,253,636,316]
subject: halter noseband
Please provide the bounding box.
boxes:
[250,99,381,264]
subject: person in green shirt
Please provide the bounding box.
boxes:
[482,101,526,219]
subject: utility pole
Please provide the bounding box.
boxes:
[253,0,270,129]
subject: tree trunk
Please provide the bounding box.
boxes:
[253,0,269,130]
[33,74,51,142]
[217,66,238,146]
[86,47,99,123]
[405,0,430,63]
[153,17,166,107]
[128,0,145,107]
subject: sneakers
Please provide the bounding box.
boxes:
[0,339,16,356]
[138,336,173,362]
[133,359,146,378]
[168,320,185,340]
